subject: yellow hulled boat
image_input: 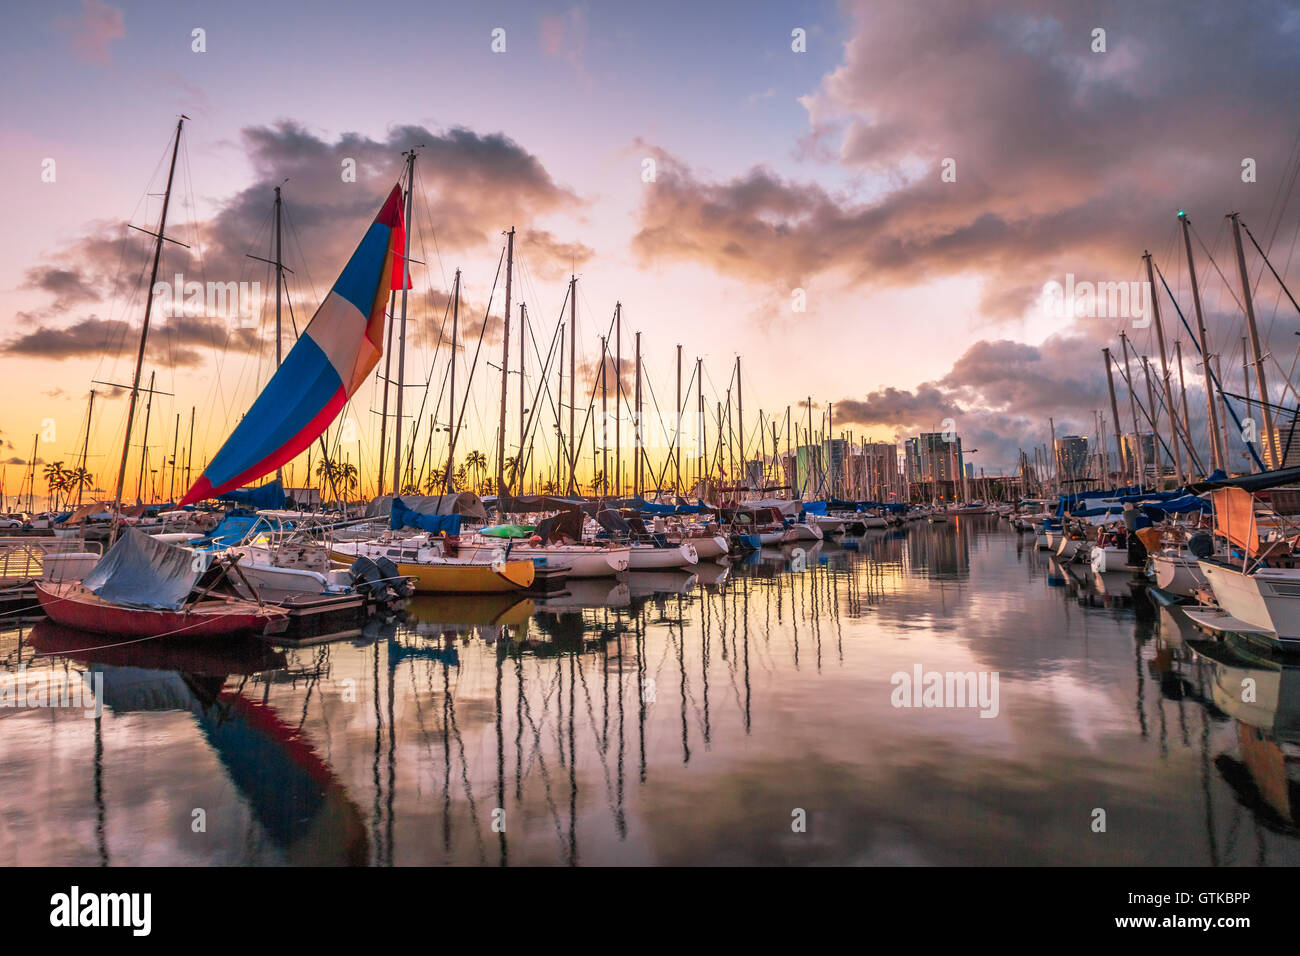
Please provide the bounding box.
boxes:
[329,541,535,594]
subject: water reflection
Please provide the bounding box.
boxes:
[3,516,1300,865]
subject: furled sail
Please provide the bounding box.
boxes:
[179,185,405,506]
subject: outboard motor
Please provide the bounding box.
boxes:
[1187,531,1214,560]
[349,555,393,602]
[375,555,413,598]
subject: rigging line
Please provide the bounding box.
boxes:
[403,291,454,491]
[1262,119,1300,253]
[511,305,569,487]
[1153,263,1265,471]
[412,162,448,293]
[445,247,508,476]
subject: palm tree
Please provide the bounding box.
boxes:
[464,450,487,491]
[64,467,94,507]
[42,461,66,511]
[315,457,339,500]
[591,470,607,496]
[338,462,358,498]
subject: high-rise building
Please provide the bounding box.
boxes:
[905,433,962,484]
[1261,426,1300,471]
[1054,435,1089,483]
[863,442,900,498]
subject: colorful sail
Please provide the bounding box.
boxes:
[179,185,404,506]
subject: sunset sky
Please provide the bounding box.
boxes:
[2,0,1298,503]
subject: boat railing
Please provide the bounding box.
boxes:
[0,536,103,584]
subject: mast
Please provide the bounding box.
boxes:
[600,335,608,496]
[76,390,95,510]
[273,185,285,482]
[675,345,683,496]
[136,370,156,504]
[736,356,744,496]
[28,434,37,513]
[1180,212,1225,470]
[554,320,563,494]
[377,290,395,497]
[1141,358,1162,485]
[696,357,704,497]
[111,116,185,537]
[1120,332,1146,485]
[1175,340,1193,472]
[495,226,515,500]
[614,302,622,499]
[1214,354,1231,473]
[445,269,460,493]
[392,150,417,496]
[634,330,642,498]
[1230,212,1279,469]
[169,412,180,502]
[185,406,194,492]
[1242,336,1256,472]
[1143,251,1186,482]
[518,301,527,494]
[567,275,576,495]
[1102,348,1124,484]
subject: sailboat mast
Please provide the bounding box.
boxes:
[518,301,527,493]
[445,269,460,493]
[136,370,156,504]
[601,334,608,496]
[614,302,622,499]
[634,330,642,498]
[1180,212,1225,470]
[1143,251,1186,482]
[567,275,576,495]
[675,344,682,496]
[696,357,704,496]
[170,413,179,502]
[273,185,284,483]
[736,356,744,496]
[76,389,95,510]
[1102,349,1124,484]
[1230,212,1279,468]
[111,116,184,536]
[392,151,417,496]
[497,227,515,499]
[185,406,194,491]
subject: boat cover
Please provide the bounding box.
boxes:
[367,492,488,522]
[536,509,583,544]
[217,479,287,511]
[390,497,463,535]
[83,528,201,611]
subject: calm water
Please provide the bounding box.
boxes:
[3,517,1297,866]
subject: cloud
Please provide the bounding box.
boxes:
[55,0,124,66]
[1,314,257,368]
[632,0,1300,321]
[539,7,589,78]
[12,121,586,367]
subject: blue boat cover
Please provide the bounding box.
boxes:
[192,514,259,550]
[390,497,462,535]
[217,479,287,511]
[83,527,201,611]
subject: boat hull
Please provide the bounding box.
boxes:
[328,547,536,593]
[628,544,698,570]
[35,581,287,638]
[1198,560,1300,644]
[1151,552,1201,598]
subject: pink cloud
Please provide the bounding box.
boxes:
[56,0,125,66]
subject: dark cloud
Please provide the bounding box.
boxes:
[633,0,1300,319]
[14,121,586,367]
[1,314,258,368]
